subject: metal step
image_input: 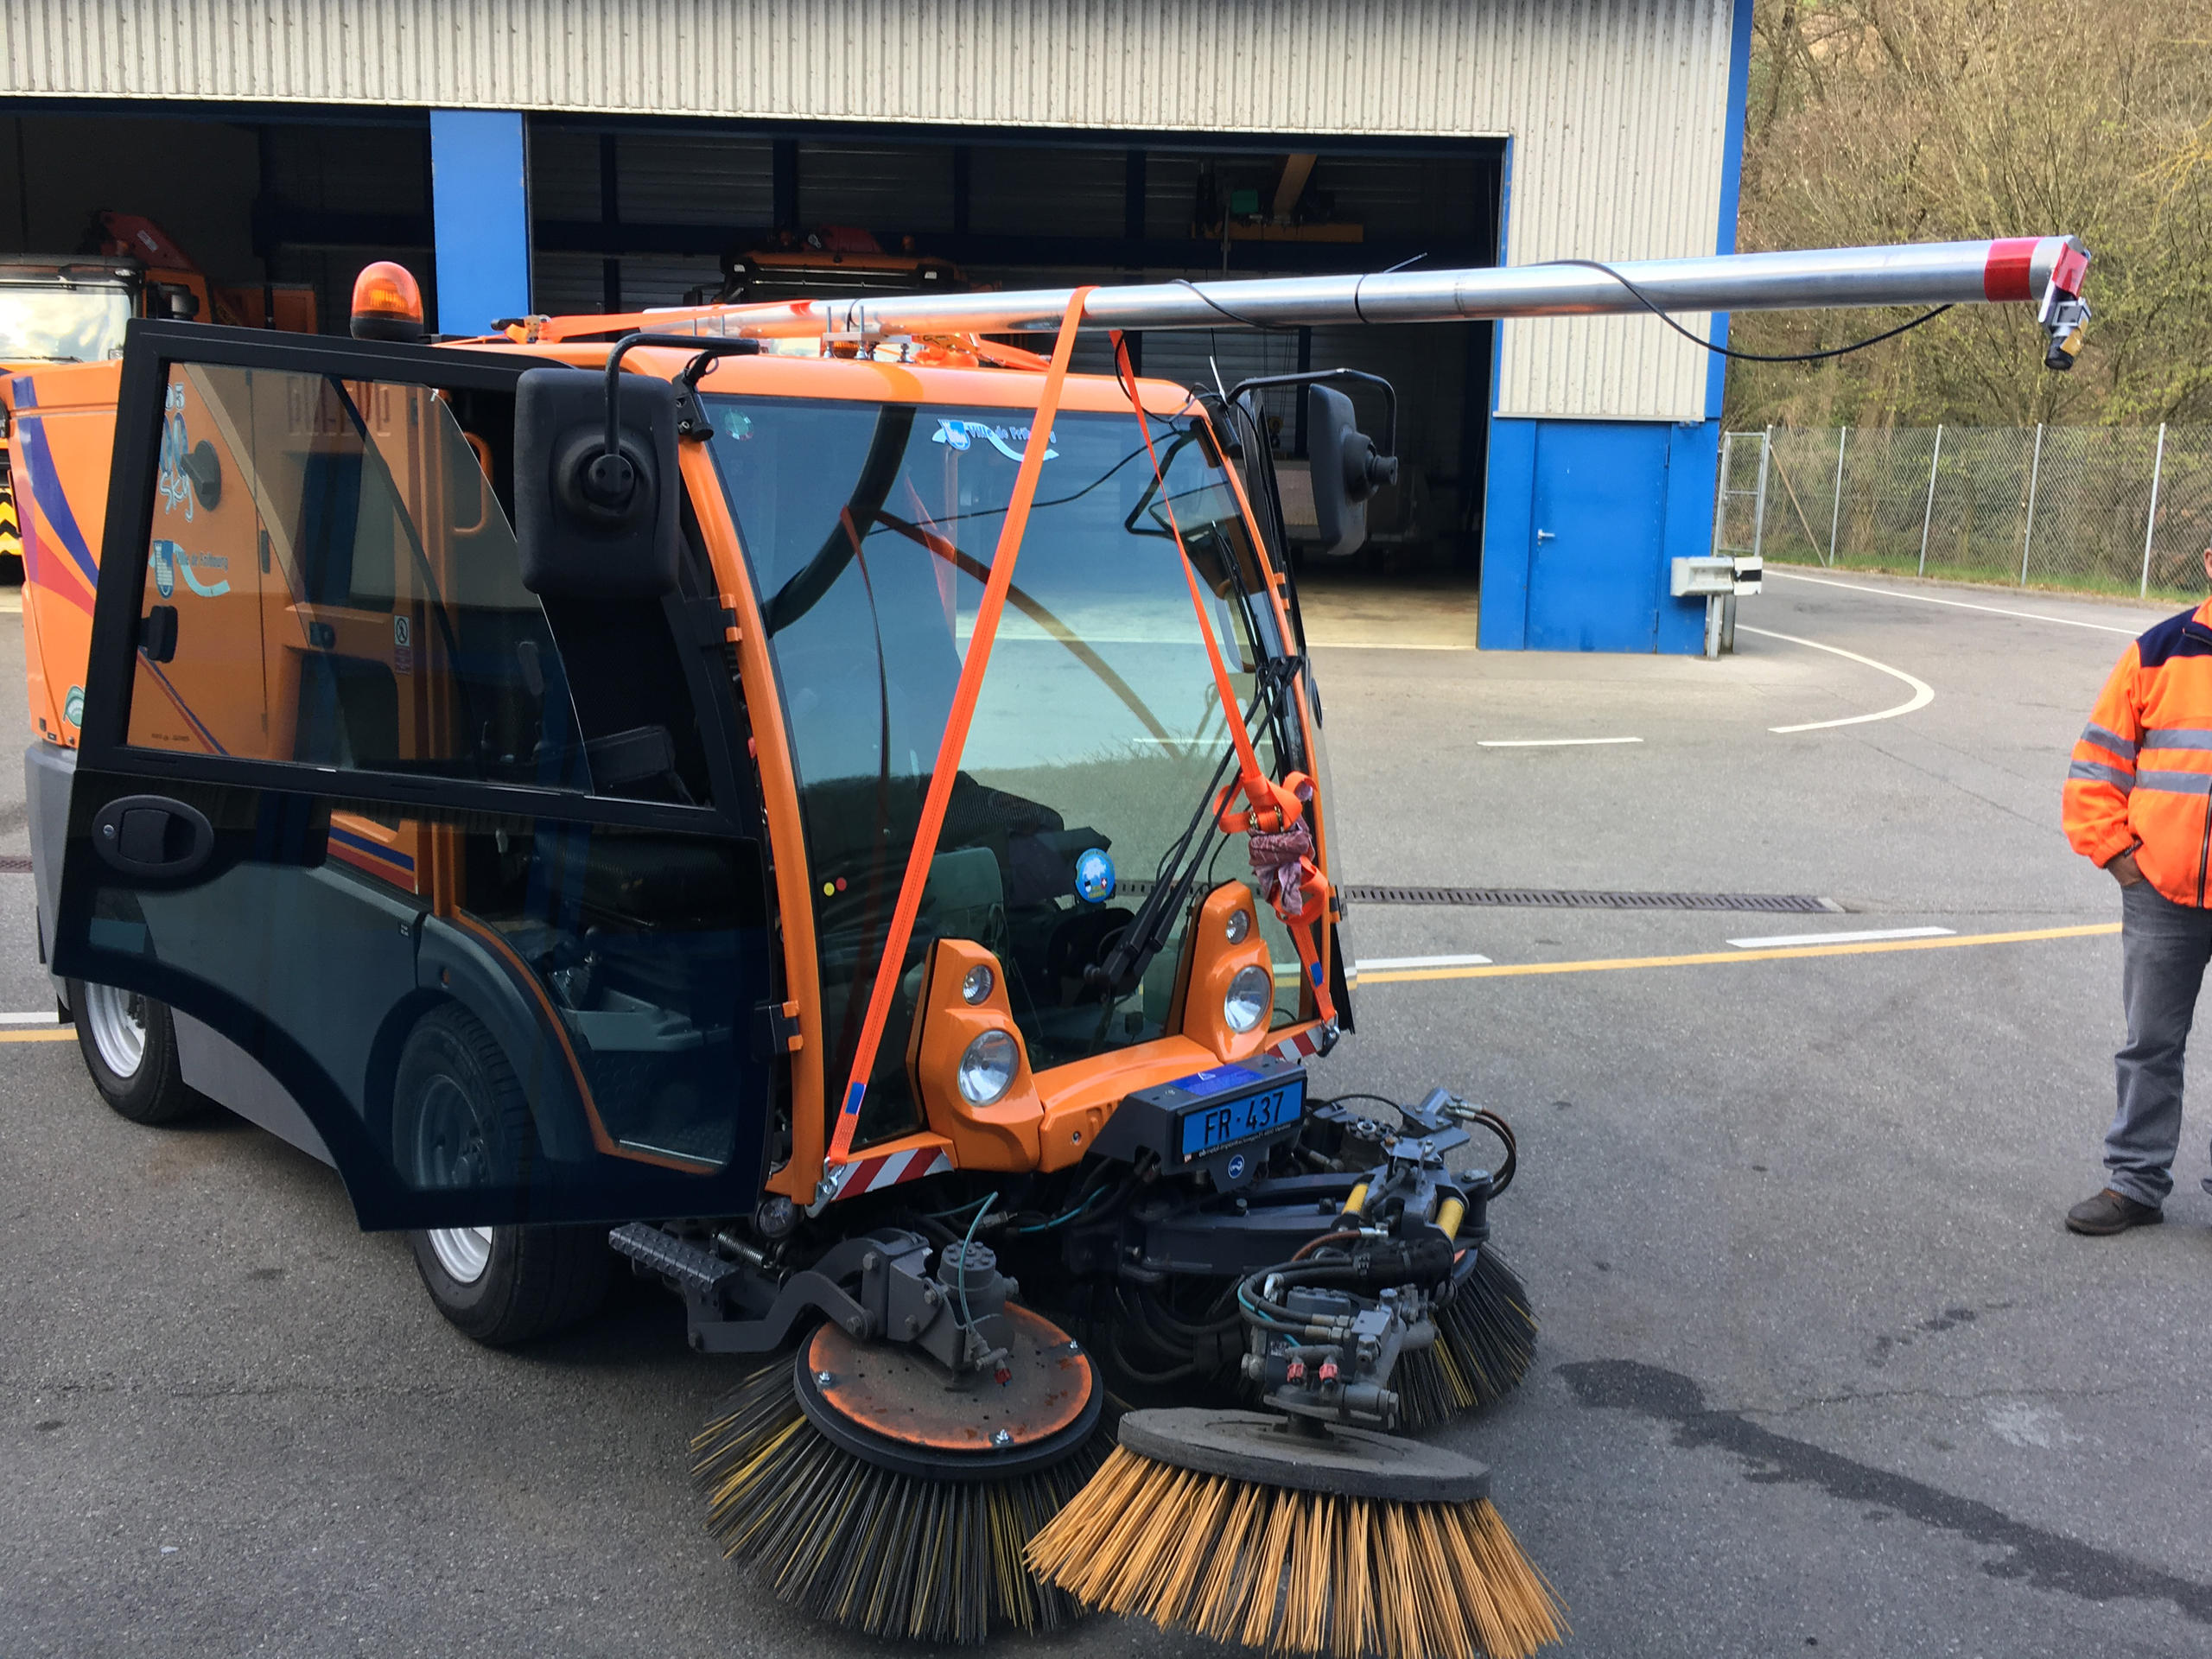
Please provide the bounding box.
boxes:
[608,1222,733,1298]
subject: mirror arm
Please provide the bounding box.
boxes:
[1222,368,1397,458]
[597,332,763,460]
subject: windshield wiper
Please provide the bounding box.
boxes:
[760,404,917,634]
[1084,656,1306,1001]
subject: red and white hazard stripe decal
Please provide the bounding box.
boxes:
[831,1145,955,1202]
[1272,1027,1325,1062]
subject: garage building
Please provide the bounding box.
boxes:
[0,0,1751,654]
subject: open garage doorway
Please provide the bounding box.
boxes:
[0,105,436,340]
[524,119,1503,637]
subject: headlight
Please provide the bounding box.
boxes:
[960,963,995,1005]
[1223,964,1273,1033]
[957,1029,1020,1104]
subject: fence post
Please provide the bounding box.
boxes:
[2140,422,2169,599]
[1828,426,1847,567]
[1918,423,1943,576]
[2020,423,2044,588]
[1752,425,1771,563]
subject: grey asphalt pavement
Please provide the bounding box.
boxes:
[5,568,2209,1658]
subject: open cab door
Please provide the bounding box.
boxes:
[51,321,779,1230]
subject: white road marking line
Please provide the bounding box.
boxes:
[0,1011,60,1025]
[1738,625,1936,732]
[1765,568,2145,636]
[1476,736,1643,748]
[1274,953,1497,979]
[1726,925,1955,949]
[1353,954,1495,970]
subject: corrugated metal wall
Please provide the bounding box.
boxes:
[2,0,1736,420]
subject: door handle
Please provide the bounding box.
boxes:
[1535,529,1555,542]
[92,795,214,880]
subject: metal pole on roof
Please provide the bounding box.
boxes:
[2140,422,2169,599]
[1828,426,1847,567]
[1918,423,1943,576]
[2019,423,2044,588]
[638,236,2090,342]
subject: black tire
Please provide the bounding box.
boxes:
[393,1004,609,1344]
[408,1223,613,1347]
[391,1001,543,1191]
[67,978,207,1126]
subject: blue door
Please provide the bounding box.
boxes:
[1526,422,1669,652]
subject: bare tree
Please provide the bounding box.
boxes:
[1730,0,2212,428]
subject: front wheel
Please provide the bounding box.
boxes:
[408,1224,613,1346]
[393,1005,608,1344]
[68,979,206,1126]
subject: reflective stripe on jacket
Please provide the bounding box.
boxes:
[2064,598,2212,906]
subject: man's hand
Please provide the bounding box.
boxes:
[2108,849,2148,887]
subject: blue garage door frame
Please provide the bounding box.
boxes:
[429,109,533,337]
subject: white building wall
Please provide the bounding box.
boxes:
[1,0,1738,420]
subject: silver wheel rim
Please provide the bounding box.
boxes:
[82,982,148,1078]
[428,1226,494,1284]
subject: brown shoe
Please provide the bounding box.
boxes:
[2065,1188,2163,1235]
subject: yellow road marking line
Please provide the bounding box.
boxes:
[0,930,2122,1029]
[1356,923,2120,983]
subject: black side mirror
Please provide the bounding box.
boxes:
[1307,384,1399,559]
[514,365,680,599]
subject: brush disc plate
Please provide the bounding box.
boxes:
[796,1305,1103,1481]
[1117,1407,1491,1503]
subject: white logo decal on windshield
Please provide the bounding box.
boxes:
[932,418,1056,461]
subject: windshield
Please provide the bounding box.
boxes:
[708,392,1299,1147]
[0,282,132,361]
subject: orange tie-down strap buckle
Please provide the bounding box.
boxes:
[823,289,1096,1174]
[1107,331,1338,1033]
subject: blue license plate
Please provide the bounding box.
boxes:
[1178,1077,1305,1158]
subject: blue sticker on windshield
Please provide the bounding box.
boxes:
[1074,848,1116,903]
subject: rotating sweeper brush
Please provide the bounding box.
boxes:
[1371,1103,1536,1433]
[624,1084,1554,1649]
[1029,1408,1563,1659]
[692,1298,1107,1641]
[660,1229,1109,1643]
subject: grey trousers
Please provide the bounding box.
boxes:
[2107,880,2212,1207]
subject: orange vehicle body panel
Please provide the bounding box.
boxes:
[8,329,1333,1205]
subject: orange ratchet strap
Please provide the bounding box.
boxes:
[824,289,1096,1173]
[1109,332,1338,1031]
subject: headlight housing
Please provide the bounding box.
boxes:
[957,1028,1020,1104]
[1223,963,1274,1033]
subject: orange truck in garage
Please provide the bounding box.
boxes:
[1,239,2089,1659]
[0,213,315,577]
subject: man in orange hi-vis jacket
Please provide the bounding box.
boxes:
[2063,540,2212,1234]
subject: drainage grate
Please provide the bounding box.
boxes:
[0,855,29,874]
[1339,885,1840,915]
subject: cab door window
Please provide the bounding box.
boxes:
[124,362,710,807]
[60,346,774,1225]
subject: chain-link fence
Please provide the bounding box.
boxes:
[1744,424,2212,603]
